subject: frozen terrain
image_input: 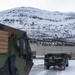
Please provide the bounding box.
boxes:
[0,7,75,39]
[29,59,75,75]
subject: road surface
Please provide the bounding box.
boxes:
[29,59,61,75]
[29,59,75,75]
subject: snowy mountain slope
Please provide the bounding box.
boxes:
[0,7,75,39]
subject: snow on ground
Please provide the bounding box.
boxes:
[29,59,75,75]
[59,60,75,75]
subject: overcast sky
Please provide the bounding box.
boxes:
[0,0,75,12]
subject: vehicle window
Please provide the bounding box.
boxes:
[17,40,20,47]
[17,39,26,49]
[21,39,25,50]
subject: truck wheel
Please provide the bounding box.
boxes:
[66,63,69,67]
[66,61,69,67]
[44,65,49,69]
[46,66,49,69]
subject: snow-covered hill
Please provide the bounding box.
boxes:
[0,7,75,39]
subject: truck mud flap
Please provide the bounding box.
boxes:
[24,60,33,75]
[23,53,34,75]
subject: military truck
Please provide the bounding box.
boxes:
[0,23,33,75]
[44,53,70,70]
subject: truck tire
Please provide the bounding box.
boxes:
[66,62,69,67]
[46,66,49,69]
[44,65,49,69]
[66,61,69,67]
